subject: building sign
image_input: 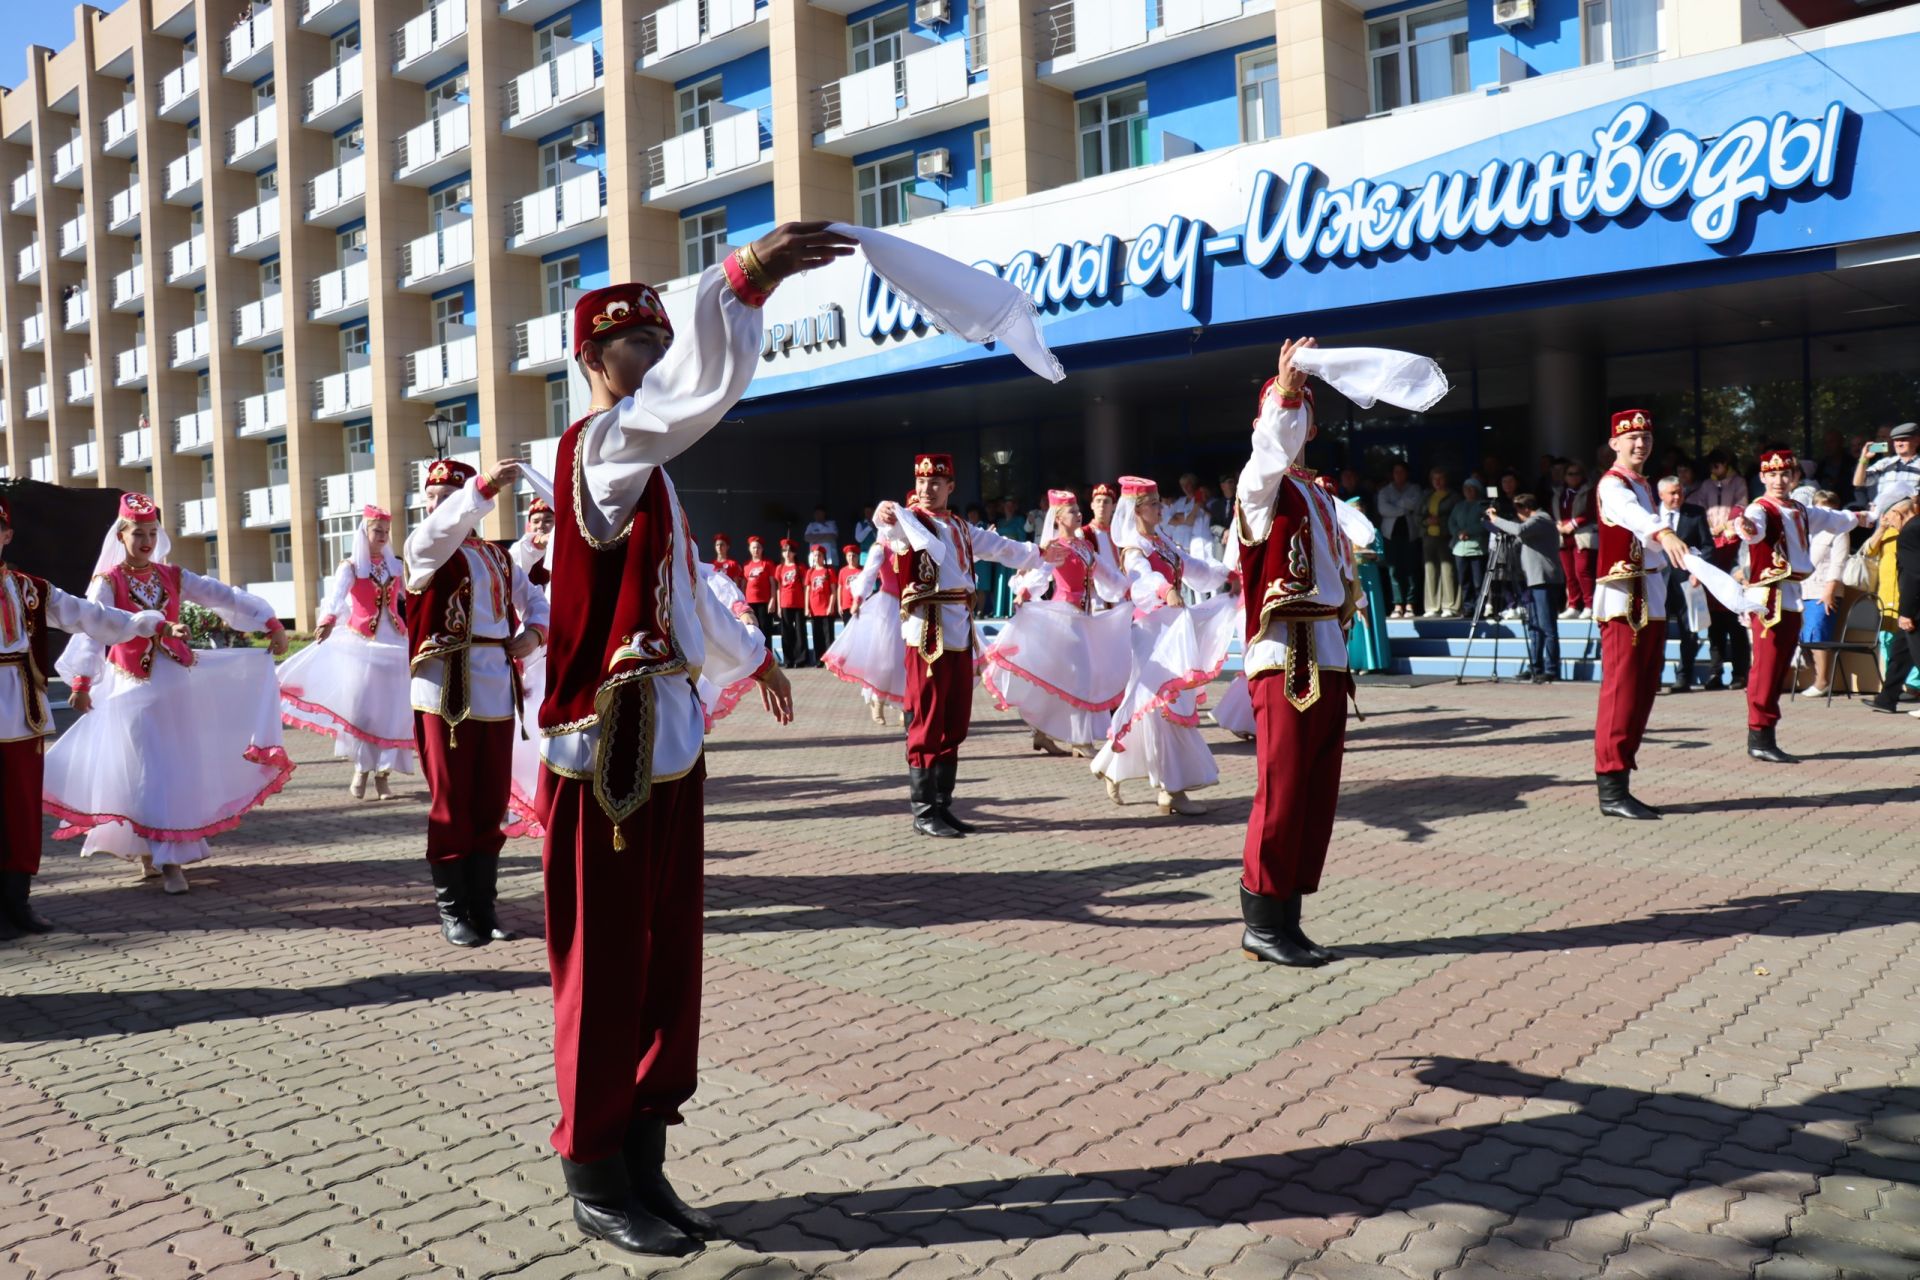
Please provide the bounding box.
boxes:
[760,303,846,360]
[859,101,1850,339]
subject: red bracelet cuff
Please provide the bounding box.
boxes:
[753,651,776,680]
[264,618,285,634]
[723,251,774,309]
[477,476,499,500]
[71,677,92,691]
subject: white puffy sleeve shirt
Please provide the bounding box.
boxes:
[1,574,162,741]
[878,507,1039,652]
[1737,500,1860,614]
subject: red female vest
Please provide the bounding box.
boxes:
[105,564,194,679]
[345,567,405,638]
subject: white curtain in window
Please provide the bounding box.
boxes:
[1613,0,1659,61]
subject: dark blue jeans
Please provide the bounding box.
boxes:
[1524,584,1564,676]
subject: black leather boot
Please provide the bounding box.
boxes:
[1280,893,1334,963]
[0,871,54,934]
[428,861,487,948]
[465,853,516,941]
[624,1116,720,1241]
[1747,727,1799,764]
[910,767,962,838]
[932,758,975,834]
[1239,885,1324,967]
[1596,771,1659,820]
[559,1156,698,1257]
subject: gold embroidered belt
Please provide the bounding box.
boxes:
[900,586,972,667]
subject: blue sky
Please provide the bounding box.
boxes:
[0,0,129,92]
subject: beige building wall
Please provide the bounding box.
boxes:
[1275,0,1368,138]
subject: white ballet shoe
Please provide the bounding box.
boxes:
[1031,730,1068,757]
[372,771,394,800]
[1156,789,1207,816]
[160,865,190,895]
[869,702,886,725]
[349,769,368,799]
[1104,777,1124,806]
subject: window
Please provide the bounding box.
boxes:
[849,7,909,76]
[343,420,373,466]
[269,530,293,578]
[539,137,578,188]
[535,16,571,62]
[331,27,359,64]
[253,79,275,110]
[1367,3,1469,114]
[856,153,915,228]
[546,378,570,436]
[439,402,471,436]
[1584,0,1663,68]
[1238,48,1279,142]
[681,210,727,275]
[543,255,581,312]
[262,350,284,387]
[967,0,988,71]
[335,124,364,163]
[676,77,722,135]
[341,322,370,361]
[428,181,471,229]
[431,294,464,343]
[338,225,367,266]
[975,129,992,204]
[267,441,289,483]
[260,260,280,293]
[257,169,277,196]
[319,513,356,570]
[1077,85,1148,179]
[427,72,468,114]
[197,371,212,410]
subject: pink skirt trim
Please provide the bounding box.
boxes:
[280,691,414,751]
[822,652,907,706]
[502,780,546,840]
[45,745,297,844]
[703,675,757,732]
[1108,658,1227,754]
[979,646,1125,714]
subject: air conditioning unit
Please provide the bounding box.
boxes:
[914,0,949,25]
[1492,0,1534,27]
[916,148,950,179]
[570,120,599,150]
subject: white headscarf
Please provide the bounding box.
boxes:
[352,505,403,578]
[1038,489,1079,549]
[1109,477,1159,554]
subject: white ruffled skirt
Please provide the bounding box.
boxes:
[1090,595,1239,795]
[823,592,905,705]
[505,647,546,839]
[277,632,417,775]
[982,600,1132,749]
[44,649,295,867]
[1212,672,1256,738]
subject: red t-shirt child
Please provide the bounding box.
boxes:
[742,558,774,605]
[806,565,836,616]
[775,562,805,610]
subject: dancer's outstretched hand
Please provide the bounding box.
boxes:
[751,222,858,282]
[1273,337,1317,400]
[758,663,794,724]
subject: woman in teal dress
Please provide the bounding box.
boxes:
[991,499,1029,617]
[1346,496,1392,673]
[966,504,996,616]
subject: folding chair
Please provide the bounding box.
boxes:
[1794,595,1882,706]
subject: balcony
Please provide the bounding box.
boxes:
[501,43,603,137]
[179,496,219,536]
[71,440,99,475]
[17,238,41,283]
[25,383,50,419]
[301,0,359,30]
[158,55,200,119]
[393,106,470,185]
[9,169,34,211]
[101,101,141,155]
[109,181,142,234]
[814,40,982,155]
[239,387,289,437]
[643,108,771,210]
[58,213,88,260]
[505,169,606,254]
[307,152,366,225]
[227,103,279,167]
[511,311,569,373]
[115,344,150,388]
[168,233,207,286]
[235,292,285,348]
[317,467,377,518]
[165,146,205,204]
[67,366,95,405]
[175,409,216,454]
[404,334,478,400]
[501,0,576,22]
[398,219,474,291]
[30,454,54,483]
[225,7,275,79]
[315,364,373,419]
[310,259,370,321]
[392,0,467,82]
[1035,0,1274,90]
[636,0,766,81]
[120,426,154,466]
[304,54,363,131]
[172,320,211,370]
[112,261,145,310]
[232,196,281,257]
[64,287,92,332]
[20,309,45,349]
[244,483,292,528]
[53,135,85,186]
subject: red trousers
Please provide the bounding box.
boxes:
[1747,611,1802,731]
[905,646,973,768]
[413,712,512,864]
[1241,671,1349,899]
[1560,545,1597,610]
[540,761,705,1163]
[1594,617,1666,773]
[1,737,43,876]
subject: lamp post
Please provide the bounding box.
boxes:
[424,412,454,458]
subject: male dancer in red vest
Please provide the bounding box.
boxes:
[1731,448,1871,763]
[1231,339,1377,966]
[1592,410,1695,819]
[0,494,174,937]
[536,223,845,1256]
[404,458,550,947]
[872,457,1058,837]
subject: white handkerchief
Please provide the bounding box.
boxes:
[1682,553,1761,616]
[1294,346,1450,413]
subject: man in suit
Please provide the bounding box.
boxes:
[1867,509,1920,713]
[1657,477,1713,693]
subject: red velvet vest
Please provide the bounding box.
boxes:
[1052,537,1095,610]
[106,564,194,678]
[407,539,519,731]
[1236,472,1343,709]
[0,567,53,734]
[538,416,683,840]
[346,566,405,638]
[1747,497,1807,629]
[1595,468,1655,631]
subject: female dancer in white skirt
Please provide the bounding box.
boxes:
[696,559,765,732]
[504,494,555,839]
[278,505,415,800]
[983,489,1131,756]
[823,540,906,725]
[1089,477,1239,815]
[45,493,294,894]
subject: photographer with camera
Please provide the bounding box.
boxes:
[1853,422,1920,517]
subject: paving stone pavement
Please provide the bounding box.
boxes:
[3,672,1918,1280]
